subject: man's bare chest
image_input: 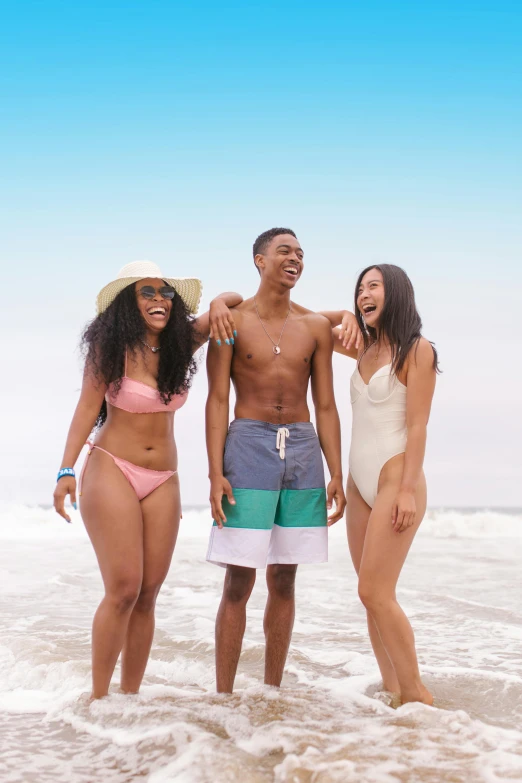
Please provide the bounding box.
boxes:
[231,319,316,376]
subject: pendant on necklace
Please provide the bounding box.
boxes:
[141,338,160,353]
[273,346,281,355]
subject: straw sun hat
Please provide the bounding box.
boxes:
[96,261,203,315]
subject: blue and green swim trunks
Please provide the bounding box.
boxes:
[207,418,328,569]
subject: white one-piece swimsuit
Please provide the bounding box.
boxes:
[349,363,407,508]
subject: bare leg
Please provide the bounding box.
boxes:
[80,450,143,699]
[264,564,297,687]
[358,457,432,705]
[215,565,256,693]
[120,475,181,693]
[346,474,400,694]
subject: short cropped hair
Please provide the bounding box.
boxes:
[252,227,297,259]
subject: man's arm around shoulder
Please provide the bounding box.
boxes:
[293,303,361,357]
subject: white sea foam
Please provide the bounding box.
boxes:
[0,503,89,541]
[1,503,520,542]
[0,505,521,782]
[420,507,522,539]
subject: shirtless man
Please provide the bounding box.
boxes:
[206,227,349,693]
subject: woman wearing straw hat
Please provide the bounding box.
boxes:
[53,260,241,699]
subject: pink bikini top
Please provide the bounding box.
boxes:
[106,353,188,414]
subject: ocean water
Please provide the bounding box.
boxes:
[1,505,521,783]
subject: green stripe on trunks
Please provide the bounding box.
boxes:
[275,488,327,528]
[214,489,278,529]
[213,487,327,529]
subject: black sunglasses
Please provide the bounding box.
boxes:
[138,285,176,300]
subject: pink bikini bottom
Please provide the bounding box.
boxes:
[79,442,176,501]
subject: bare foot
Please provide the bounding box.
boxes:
[76,692,96,706]
[374,691,401,709]
[401,684,433,706]
[382,678,401,694]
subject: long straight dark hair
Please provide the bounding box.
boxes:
[354,264,440,375]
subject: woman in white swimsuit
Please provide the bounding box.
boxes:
[327,264,439,705]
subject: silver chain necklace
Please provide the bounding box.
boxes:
[254,297,291,355]
[141,338,160,353]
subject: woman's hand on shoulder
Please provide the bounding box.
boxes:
[53,476,77,523]
[332,325,360,359]
[193,293,243,350]
[337,310,362,353]
[208,297,238,346]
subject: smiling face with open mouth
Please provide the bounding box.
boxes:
[357,267,385,329]
[135,277,173,333]
[256,234,304,289]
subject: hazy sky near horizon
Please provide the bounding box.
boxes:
[1,1,521,507]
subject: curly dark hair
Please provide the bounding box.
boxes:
[354,264,440,376]
[82,283,200,427]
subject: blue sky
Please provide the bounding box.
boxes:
[1,1,521,506]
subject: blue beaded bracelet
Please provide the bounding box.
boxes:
[57,467,75,482]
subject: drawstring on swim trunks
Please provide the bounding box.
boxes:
[276,427,290,460]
